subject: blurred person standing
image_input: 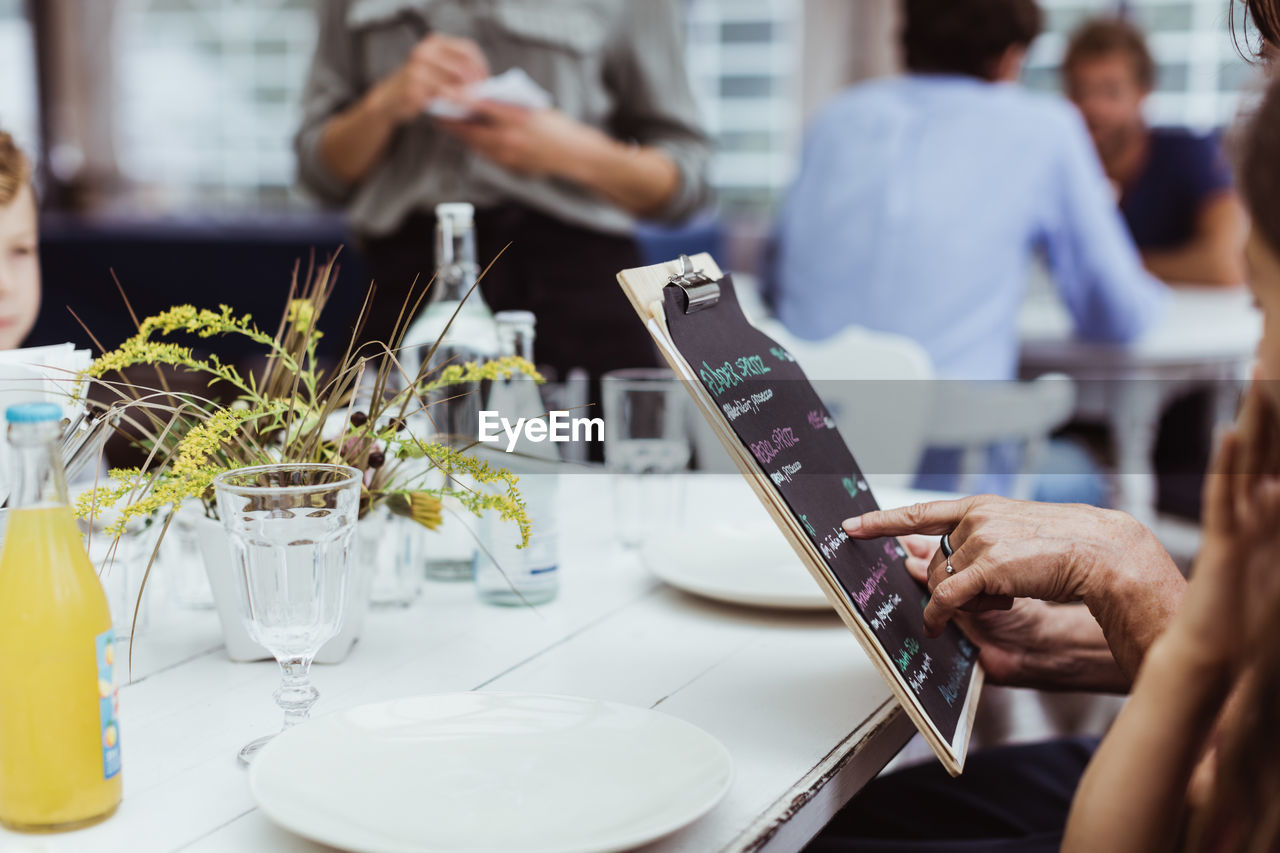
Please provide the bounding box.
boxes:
[0,132,41,351]
[295,0,710,379]
[1064,18,1246,287]
[770,0,1166,383]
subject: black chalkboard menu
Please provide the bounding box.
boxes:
[618,254,982,774]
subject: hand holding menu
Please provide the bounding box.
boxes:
[617,254,982,775]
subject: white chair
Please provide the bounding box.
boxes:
[690,320,936,491]
[922,373,1077,500]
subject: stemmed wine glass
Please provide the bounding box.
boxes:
[212,463,362,764]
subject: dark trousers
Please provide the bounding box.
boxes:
[805,737,1098,852]
[356,204,659,382]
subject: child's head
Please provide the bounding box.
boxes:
[0,132,39,350]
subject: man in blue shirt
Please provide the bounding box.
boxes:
[1062,18,1246,519]
[770,0,1166,382]
[1063,17,1245,287]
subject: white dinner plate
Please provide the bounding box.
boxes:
[642,523,833,611]
[638,484,947,612]
[249,692,734,853]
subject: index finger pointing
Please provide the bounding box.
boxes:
[843,497,976,539]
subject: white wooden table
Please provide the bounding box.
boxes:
[2,476,945,853]
[1019,285,1259,525]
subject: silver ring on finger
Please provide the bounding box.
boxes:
[941,532,956,573]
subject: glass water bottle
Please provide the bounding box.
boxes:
[0,402,122,831]
[476,311,560,606]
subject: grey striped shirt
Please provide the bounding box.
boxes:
[296,0,712,237]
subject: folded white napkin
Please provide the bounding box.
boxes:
[0,343,92,418]
[426,68,553,120]
[0,343,94,504]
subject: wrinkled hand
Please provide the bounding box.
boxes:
[1174,384,1280,669]
[848,496,1153,638]
[900,535,1055,684]
[438,101,599,177]
[371,33,489,123]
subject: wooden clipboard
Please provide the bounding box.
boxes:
[618,253,982,775]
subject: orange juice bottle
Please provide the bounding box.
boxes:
[0,402,121,831]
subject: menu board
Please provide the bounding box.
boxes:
[617,254,982,775]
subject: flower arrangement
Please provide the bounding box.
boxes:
[74,255,538,551]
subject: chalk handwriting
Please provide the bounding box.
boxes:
[772,426,799,449]
[807,409,836,430]
[750,439,778,465]
[770,460,803,485]
[869,593,902,630]
[850,562,889,611]
[818,525,849,561]
[751,425,802,467]
[721,388,775,422]
[938,656,971,707]
[700,353,774,397]
[907,654,934,694]
[895,637,921,673]
[700,360,743,397]
[736,354,772,379]
[842,476,869,499]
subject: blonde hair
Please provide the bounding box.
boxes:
[0,131,31,207]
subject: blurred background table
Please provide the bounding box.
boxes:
[0,475,954,853]
[1019,285,1259,530]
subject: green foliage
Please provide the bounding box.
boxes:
[76,259,540,545]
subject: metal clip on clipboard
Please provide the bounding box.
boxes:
[666,254,722,314]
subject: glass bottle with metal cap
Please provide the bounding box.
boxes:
[401,202,499,581]
[401,202,499,393]
[476,311,560,605]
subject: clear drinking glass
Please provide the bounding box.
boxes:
[212,463,362,764]
[601,368,692,548]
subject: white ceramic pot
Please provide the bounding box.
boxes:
[195,515,375,664]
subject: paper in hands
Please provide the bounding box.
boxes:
[426,68,552,120]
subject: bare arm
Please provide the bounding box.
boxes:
[441,105,681,217]
[1066,388,1280,852]
[318,89,401,187]
[550,128,682,218]
[317,33,488,187]
[1063,633,1232,853]
[1141,193,1247,286]
[438,0,707,220]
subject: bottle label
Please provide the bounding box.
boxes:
[95,629,122,780]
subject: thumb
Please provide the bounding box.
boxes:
[904,555,929,584]
[902,534,936,560]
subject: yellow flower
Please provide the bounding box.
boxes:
[88,341,198,378]
[384,490,444,530]
[420,355,542,392]
[286,299,316,330]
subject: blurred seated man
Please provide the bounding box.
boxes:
[1065,19,1246,517]
[1064,18,1246,287]
[0,132,40,351]
[770,0,1165,383]
[769,0,1166,498]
